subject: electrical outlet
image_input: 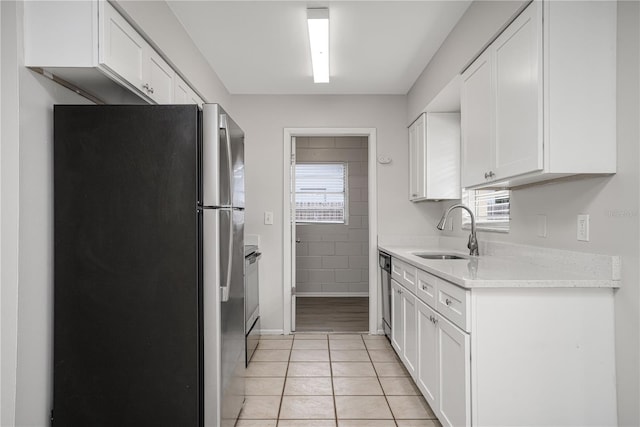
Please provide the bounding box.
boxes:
[264,211,274,225]
[577,214,589,241]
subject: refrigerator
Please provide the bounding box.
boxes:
[53,104,245,427]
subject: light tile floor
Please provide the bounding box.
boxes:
[238,333,442,427]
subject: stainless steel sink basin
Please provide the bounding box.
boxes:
[413,253,465,260]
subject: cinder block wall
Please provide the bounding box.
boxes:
[295,136,369,296]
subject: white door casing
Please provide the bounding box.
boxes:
[282,128,377,335]
[290,137,296,332]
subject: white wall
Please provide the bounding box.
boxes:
[1,3,20,425]
[232,95,443,332]
[407,1,640,425]
[113,0,232,111]
[408,0,527,122]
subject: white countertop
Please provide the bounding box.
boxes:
[379,244,621,289]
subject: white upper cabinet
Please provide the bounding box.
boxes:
[461,0,616,189]
[461,51,493,188]
[24,1,202,106]
[409,116,425,201]
[144,49,175,104]
[99,1,146,92]
[174,75,205,107]
[409,113,461,201]
[492,4,542,180]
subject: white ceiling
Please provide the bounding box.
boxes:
[167,1,471,95]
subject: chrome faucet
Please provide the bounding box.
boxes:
[437,204,479,256]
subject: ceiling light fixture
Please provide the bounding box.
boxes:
[307,8,330,83]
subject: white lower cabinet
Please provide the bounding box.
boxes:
[416,301,438,406]
[391,279,418,379]
[389,261,617,427]
[391,279,404,355]
[417,298,470,427]
[402,290,418,378]
[437,313,470,427]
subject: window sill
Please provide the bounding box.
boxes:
[462,223,510,233]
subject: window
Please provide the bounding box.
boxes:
[461,189,510,232]
[295,163,348,224]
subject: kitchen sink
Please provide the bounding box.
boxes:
[412,253,466,260]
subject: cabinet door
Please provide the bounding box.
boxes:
[391,279,404,355]
[100,1,145,91]
[409,114,426,201]
[145,49,174,104]
[493,1,542,180]
[417,299,438,408]
[461,49,493,188]
[402,290,418,379]
[425,113,461,200]
[438,315,471,427]
[174,75,204,107]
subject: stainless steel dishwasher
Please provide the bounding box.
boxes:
[379,251,392,340]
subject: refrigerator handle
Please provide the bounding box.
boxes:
[220,114,234,303]
[221,210,233,302]
[221,114,234,207]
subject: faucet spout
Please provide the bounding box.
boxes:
[436,203,479,256]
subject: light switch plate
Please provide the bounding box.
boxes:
[577,214,589,241]
[264,211,274,225]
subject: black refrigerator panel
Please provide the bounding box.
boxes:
[53,105,201,427]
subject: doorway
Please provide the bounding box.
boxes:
[294,136,369,332]
[282,128,378,335]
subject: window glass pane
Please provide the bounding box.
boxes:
[295,163,347,224]
[462,189,510,232]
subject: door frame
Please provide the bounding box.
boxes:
[282,128,378,335]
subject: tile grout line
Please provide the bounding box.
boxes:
[363,334,400,426]
[274,338,293,426]
[328,334,338,426]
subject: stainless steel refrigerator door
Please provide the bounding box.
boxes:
[220,208,245,427]
[202,104,245,209]
[202,207,221,427]
[226,114,245,209]
[203,207,245,427]
[202,104,223,207]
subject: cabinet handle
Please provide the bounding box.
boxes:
[484,172,489,179]
[484,171,495,179]
[445,298,452,306]
[421,285,428,291]
[411,193,417,197]
[142,83,155,94]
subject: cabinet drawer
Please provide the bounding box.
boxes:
[437,279,470,332]
[416,269,438,310]
[391,259,417,294]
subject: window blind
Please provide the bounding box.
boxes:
[462,189,510,232]
[295,163,348,224]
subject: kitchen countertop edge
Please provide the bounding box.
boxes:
[379,244,620,290]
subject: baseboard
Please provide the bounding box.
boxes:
[297,292,369,298]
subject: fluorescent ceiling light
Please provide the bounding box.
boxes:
[307,8,329,83]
